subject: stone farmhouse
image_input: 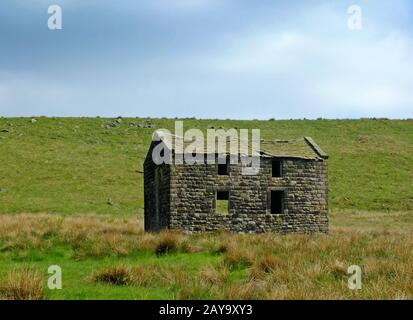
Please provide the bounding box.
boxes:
[144,133,329,234]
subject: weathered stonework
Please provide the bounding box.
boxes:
[144,137,329,234]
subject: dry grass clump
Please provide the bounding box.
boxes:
[62,216,163,259]
[155,232,179,255]
[225,280,268,300]
[93,265,160,286]
[214,238,233,254]
[199,265,230,286]
[256,254,284,273]
[0,215,212,258]
[93,265,132,285]
[61,216,143,256]
[223,244,255,269]
[129,266,158,287]
[62,216,142,239]
[330,259,349,278]
[157,265,223,300]
[1,213,413,299]
[249,254,286,280]
[175,280,212,300]
[0,267,44,300]
[215,233,266,270]
[93,264,183,287]
[0,214,61,251]
[0,214,148,259]
[154,231,189,256]
[156,264,188,287]
[179,284,211,299]
[0,214,61,238]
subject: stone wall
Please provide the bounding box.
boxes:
[167,156,328,234]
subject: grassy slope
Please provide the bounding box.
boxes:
[0,118,412,300]
[0,117,412,215]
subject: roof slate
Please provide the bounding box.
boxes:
[152,131,328,160]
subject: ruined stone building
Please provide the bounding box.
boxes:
[144,133,328,234]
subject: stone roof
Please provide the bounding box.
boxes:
[152,131,328,160]
[260,137,328,160]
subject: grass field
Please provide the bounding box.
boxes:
[0,212,411,300]
[0,117,412,299]
[0,117,412,214]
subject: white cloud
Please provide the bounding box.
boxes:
[210,32,311,73]
[310,32,413,113]
[198,4,413,117]
[1,0,412,118]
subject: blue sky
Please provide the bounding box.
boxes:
[0,0,412,119]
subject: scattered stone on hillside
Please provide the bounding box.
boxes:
[127,121,155,128]
[31,118,37,123]
[138,122,154,128]
[103,121,118,128]
[102,117,137,128]
[107,198,118,207]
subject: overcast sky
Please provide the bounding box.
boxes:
[0,0,412,119]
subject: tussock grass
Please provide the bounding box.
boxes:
[154,231,197,256]
[130,266,159,287]
[0,213,412,299]
[199,265,230,286]
[218,237,256,269]
[93,265,159,287]
[249,255,286,280]
[155,231,181,256]
[92,263,194,288]
[330,259,348,278]
[256,254,285,273]
[0,267,44,300]
[93,265,132,285]
[224,247,255,269]
[225,280,268,300]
